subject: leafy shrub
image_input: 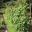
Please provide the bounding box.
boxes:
[2,0,29,32]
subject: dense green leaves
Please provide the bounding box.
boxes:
[1,0,30,32]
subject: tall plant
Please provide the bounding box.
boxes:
[2,0,29,32]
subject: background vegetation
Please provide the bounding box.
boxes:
[0,0,30,32]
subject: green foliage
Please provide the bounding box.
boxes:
[1,0,29,32]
